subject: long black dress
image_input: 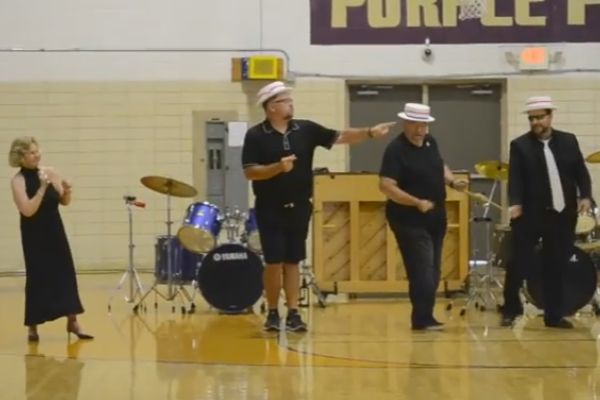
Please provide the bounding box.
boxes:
[19,167,84,326]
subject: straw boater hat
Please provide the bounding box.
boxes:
[523,96,557,113]
[256,81,292,106]
[397,103,435,122]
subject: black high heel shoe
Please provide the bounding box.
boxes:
[27,332,39,342]
[68,331,94,340]
[67,329,94,340]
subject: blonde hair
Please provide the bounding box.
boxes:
[8,136,38,168]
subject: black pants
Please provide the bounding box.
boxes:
[389,219,447,327]
[255,199,312,264]
[502,210,576,322]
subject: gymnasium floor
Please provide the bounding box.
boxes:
[0,274,599,400]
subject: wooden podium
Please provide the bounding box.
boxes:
[312,172,470,295]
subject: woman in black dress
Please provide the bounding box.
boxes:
[9,136,93,342]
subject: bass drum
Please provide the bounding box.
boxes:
[197,243,264,313]
[525,245,597,316]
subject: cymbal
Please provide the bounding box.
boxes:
[140,176,197,198]
[474,160,509,181]
[585,151,600,163]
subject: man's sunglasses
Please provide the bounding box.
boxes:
[528,112,549,122]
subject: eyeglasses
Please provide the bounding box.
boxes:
[528,113,549,122]
[283,133,291,151]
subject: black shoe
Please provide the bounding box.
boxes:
[286,311,308,332]
[428,318,444,327]
[263,311,280,332]
[500,314,519,327]
[545,318,574,329]
[412,320,444,331]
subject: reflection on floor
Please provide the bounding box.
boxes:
[0,274,599,400]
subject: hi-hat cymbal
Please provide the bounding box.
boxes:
[474,160,509,181]
[585,151,600,163]
[140,176,197,198]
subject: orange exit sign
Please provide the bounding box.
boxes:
[519,47,550,70]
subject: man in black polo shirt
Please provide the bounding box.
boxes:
[379,103,466,331]
[242,81,395,332]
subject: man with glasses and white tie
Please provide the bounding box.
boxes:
[501,96,592,328]
[242,81,395,332]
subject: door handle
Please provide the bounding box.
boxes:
[215,149,222,169]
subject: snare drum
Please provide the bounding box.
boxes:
[196,243,264,313]
[155,236,203,284]
[525,245,597,316]
[244,208,261,253]
[177,202,222,254]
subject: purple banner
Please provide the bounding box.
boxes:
[311,0,600,44]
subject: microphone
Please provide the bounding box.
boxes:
[123,195,146,208]
[38,170,50,184]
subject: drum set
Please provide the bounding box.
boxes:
[109,175,266,315]
[461,155,600,318]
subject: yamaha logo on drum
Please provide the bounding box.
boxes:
[213,252,249,262]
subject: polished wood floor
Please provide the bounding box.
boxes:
[1,273,600,400]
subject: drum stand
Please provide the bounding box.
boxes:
[108,197,146,312]
[222,206,245,244]
[460,179,504,316]
[133,191,196,315]
[299,261,328,308]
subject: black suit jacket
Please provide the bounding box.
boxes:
[508,129,592,221]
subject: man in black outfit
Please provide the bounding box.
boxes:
[501,96,592,328]
[242,81,395,332]
[379,103,467,331]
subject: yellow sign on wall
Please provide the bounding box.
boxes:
[231,56,285,81]
[247,56,282,80]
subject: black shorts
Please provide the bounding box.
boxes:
[255,200,312,264]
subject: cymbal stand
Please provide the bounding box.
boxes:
[165,190,175,299]
[134,188,195,315]
[481,179,505,290]
[108,196,146,311]
[460,179,504,315]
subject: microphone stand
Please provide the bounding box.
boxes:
[108,195,146,312]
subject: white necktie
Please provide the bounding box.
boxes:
[542,140,565,212]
